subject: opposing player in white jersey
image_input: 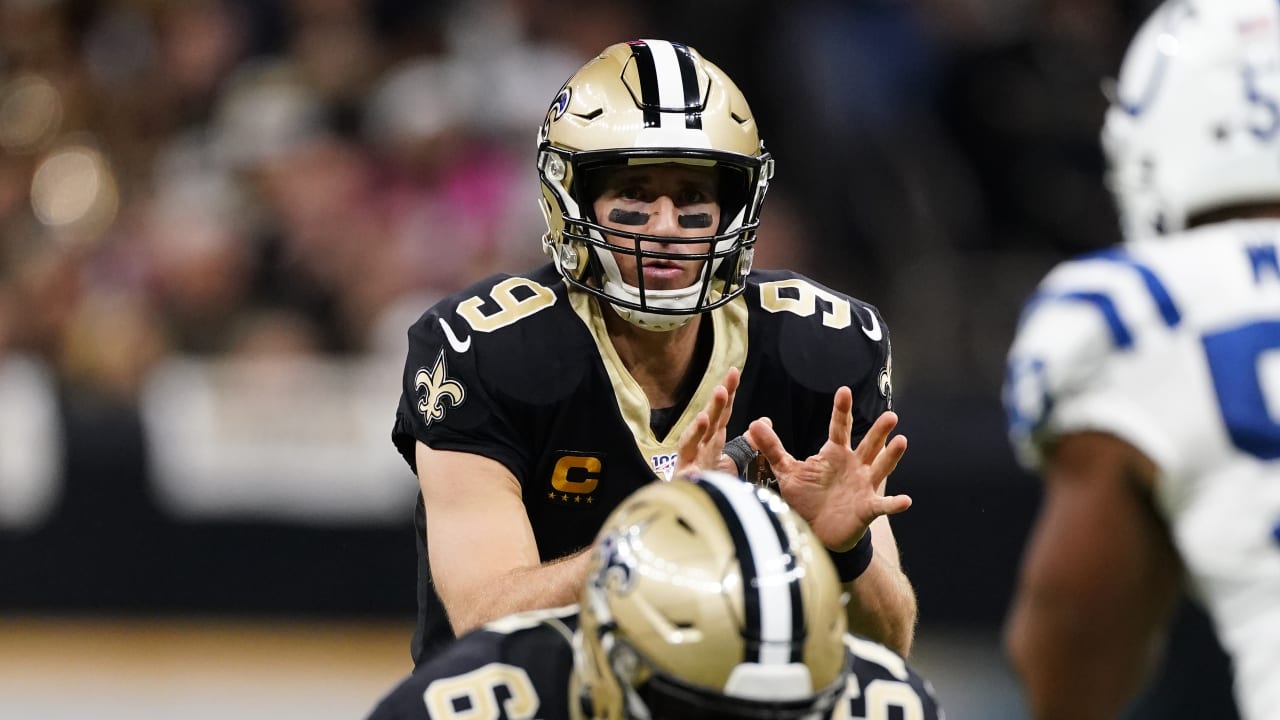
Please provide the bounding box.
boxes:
[1003,1,1280,718]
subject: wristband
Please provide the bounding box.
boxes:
[828,528,873,583]
[723,435,759,479]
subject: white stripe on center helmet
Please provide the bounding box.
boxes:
[696,471,797,666]
[640,39,686,128]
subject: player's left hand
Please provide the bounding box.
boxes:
[746,386,911,551]
[674,367,741,478]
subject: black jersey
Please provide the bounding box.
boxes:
[367,607,579,720]
[365,607,944,720]
[393,264,893,665]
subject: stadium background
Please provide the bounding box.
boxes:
[0,0,1238,717]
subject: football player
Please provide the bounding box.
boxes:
[1003,1,1280,718]
[392,39,915,667]
[366,471,943,720]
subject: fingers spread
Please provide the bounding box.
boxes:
[676,411,712,471]
[877,493,913,516]
[719,367,740,431]
[723,366,741,395]
[705,386,729,429]
[746,418,793,471]
[856,410,900,459]
[674,367,745,479]
[870,434,908,478]
[828,386,855,445]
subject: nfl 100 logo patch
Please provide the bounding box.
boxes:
[651,452,678,480]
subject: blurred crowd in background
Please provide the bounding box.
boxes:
[0,0,1158,406]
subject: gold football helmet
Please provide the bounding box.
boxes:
[537,40,774,331]
[572,471,848,720]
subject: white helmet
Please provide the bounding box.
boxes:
[537,40,773,331]
[1103,0,1280,241]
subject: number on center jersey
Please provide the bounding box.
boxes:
[833,636,929,720]
[422,663,539,720]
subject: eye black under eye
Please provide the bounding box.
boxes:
[677,213,712,229]
[609,208,650,225]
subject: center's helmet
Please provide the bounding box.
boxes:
[537,40,774,332]
[572,471,848,720]
[1102,0,1280,241]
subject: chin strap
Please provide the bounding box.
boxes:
[609,303,697,332]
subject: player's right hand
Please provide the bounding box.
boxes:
[674,367,742,479]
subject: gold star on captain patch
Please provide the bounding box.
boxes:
[547,492,556,500]
[561,494,569,501]
[574,496,581,503]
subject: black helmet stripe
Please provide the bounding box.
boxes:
[671,42,704,129]
[627,40,662,129]
[694,473,806,665]
[628,39,703,131]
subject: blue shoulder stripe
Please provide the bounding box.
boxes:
[1016,250,1181,351]
[1024,290,1134,349]
[1088,249,1182,327]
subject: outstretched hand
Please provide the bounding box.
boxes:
[674,367,742,478]
[746,386,911,551]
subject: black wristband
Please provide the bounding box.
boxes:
[723,435,759,479]
[828,528,874,583]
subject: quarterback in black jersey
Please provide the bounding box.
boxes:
[392,39,915,667]
[368,474,942,720]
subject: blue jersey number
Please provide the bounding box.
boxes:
[1203,320,1280,460]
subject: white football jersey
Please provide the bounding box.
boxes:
[1005,219,1280,720]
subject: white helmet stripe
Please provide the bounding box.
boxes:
[695,472,801,667]
[631,39,704,132]
[642,39,687,129]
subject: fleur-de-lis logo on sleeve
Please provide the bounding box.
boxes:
[415,349,466,427]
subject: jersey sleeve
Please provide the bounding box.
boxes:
[1003,256,1180,472]
[847,301,894,441]
[764,272,893,452]
[739,270,896,464]
[391,292,529,481]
